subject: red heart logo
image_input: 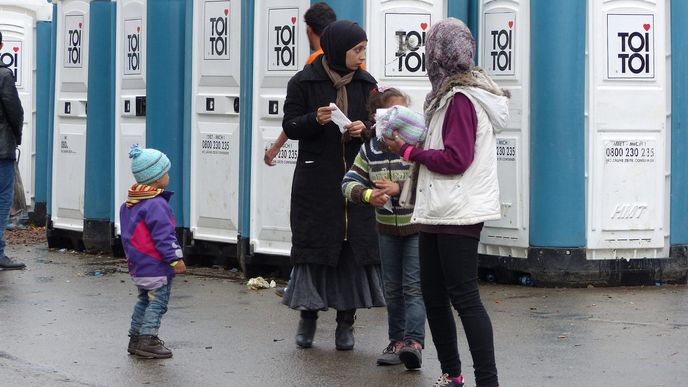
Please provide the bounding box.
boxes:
[137,26,141,33]
[508,20,513,28]
[79,22,82,28]
[420,22,428,30]
[643,23,651,31]
[224,9,229,16]
[291,17,296,24]
[12,46,19,53]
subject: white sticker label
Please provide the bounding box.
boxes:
[204,0,231,60]
[0,41,22,87]
[201,133,230,155]
[483,12,516,77]
[607,14,655,79]
[64,15,84,68]
[60,135,77,154]
[385,13,430,77]
[265,139,297,165]
[496,137,517,162]
[604,139,656,163]
[268,8,298,72]
[124,18,142,75]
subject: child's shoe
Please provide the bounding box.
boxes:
[134,335,172,359]
[433,373,464,387]
[398,339,423,369]
[376,340,404,365]
[127,334,139,355]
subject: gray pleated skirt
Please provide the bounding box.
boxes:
[282,242,386,311]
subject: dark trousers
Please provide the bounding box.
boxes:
[419,232,498,387]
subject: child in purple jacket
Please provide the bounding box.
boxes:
[120,145,186,359]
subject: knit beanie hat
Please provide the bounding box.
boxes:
[425,18,475,95]
[129,144,171,184]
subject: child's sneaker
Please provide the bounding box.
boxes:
[127,334,139,355]
[376,340,404,365]
[398,339,423,369]
[134,335,172,359]
[433,373,465,387]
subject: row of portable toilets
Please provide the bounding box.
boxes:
[2,0,687,286]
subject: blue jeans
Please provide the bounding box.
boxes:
[0,159,15,258]
[379,233,426,346]
[129,282,172,337]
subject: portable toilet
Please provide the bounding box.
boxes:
[0,0,53,223]
[114,0,147,239]
[245,0,311,270]
[186,0,242,260]
[48,0,90,247]
[477,0,531,259]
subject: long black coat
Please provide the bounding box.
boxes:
[0,66,23,160]
[283,55,379,267]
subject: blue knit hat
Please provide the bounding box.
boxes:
[129,144,171,184]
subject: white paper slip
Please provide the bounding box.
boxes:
[329,103,351,134]
[375,108,389,140]
[383,197,393,212]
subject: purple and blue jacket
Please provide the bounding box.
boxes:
[119,191,182,290]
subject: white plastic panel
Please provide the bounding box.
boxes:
[51,0,90,231]
[366,0,445,113]
[114,0,147,235]
[190,0,241,243]
[586,0,668,259]
[477,0,530,258]
[250,0,310,255]
[0,2,50,209]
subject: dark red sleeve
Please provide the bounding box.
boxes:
[407,93,478,175]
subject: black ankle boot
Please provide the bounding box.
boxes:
[134,335,172,359]
[295,310,318,348]
[335,309,355,350]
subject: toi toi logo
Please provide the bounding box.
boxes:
[394,23,427,73]
[489,21,513,73]
[67,24,82,65]
[127,26,141,72]
[209,10,229,57]
[617,25,651,74]
[273,17,296,67]
[0,46,19,82]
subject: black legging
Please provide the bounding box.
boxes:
[419,232,498,387]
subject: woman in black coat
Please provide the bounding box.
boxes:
[281,20,385,350]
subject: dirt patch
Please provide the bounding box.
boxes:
[5,225,47,246]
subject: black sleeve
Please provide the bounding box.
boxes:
[0,69,24,145]
[282,75,321,140]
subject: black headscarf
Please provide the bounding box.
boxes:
[320,20,367,75]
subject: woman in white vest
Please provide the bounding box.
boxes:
[385,18,509,387]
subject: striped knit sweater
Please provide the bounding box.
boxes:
[342,137,419,236]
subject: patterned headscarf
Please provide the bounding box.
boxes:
[424,18,475,108]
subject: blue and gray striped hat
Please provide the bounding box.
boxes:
[129,144,170,184]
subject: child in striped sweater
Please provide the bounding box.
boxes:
[342,87,426,370]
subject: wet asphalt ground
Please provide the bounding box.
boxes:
[1,242,687,387]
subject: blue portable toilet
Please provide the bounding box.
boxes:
[474,0,688,286]
[48,0,116,252]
